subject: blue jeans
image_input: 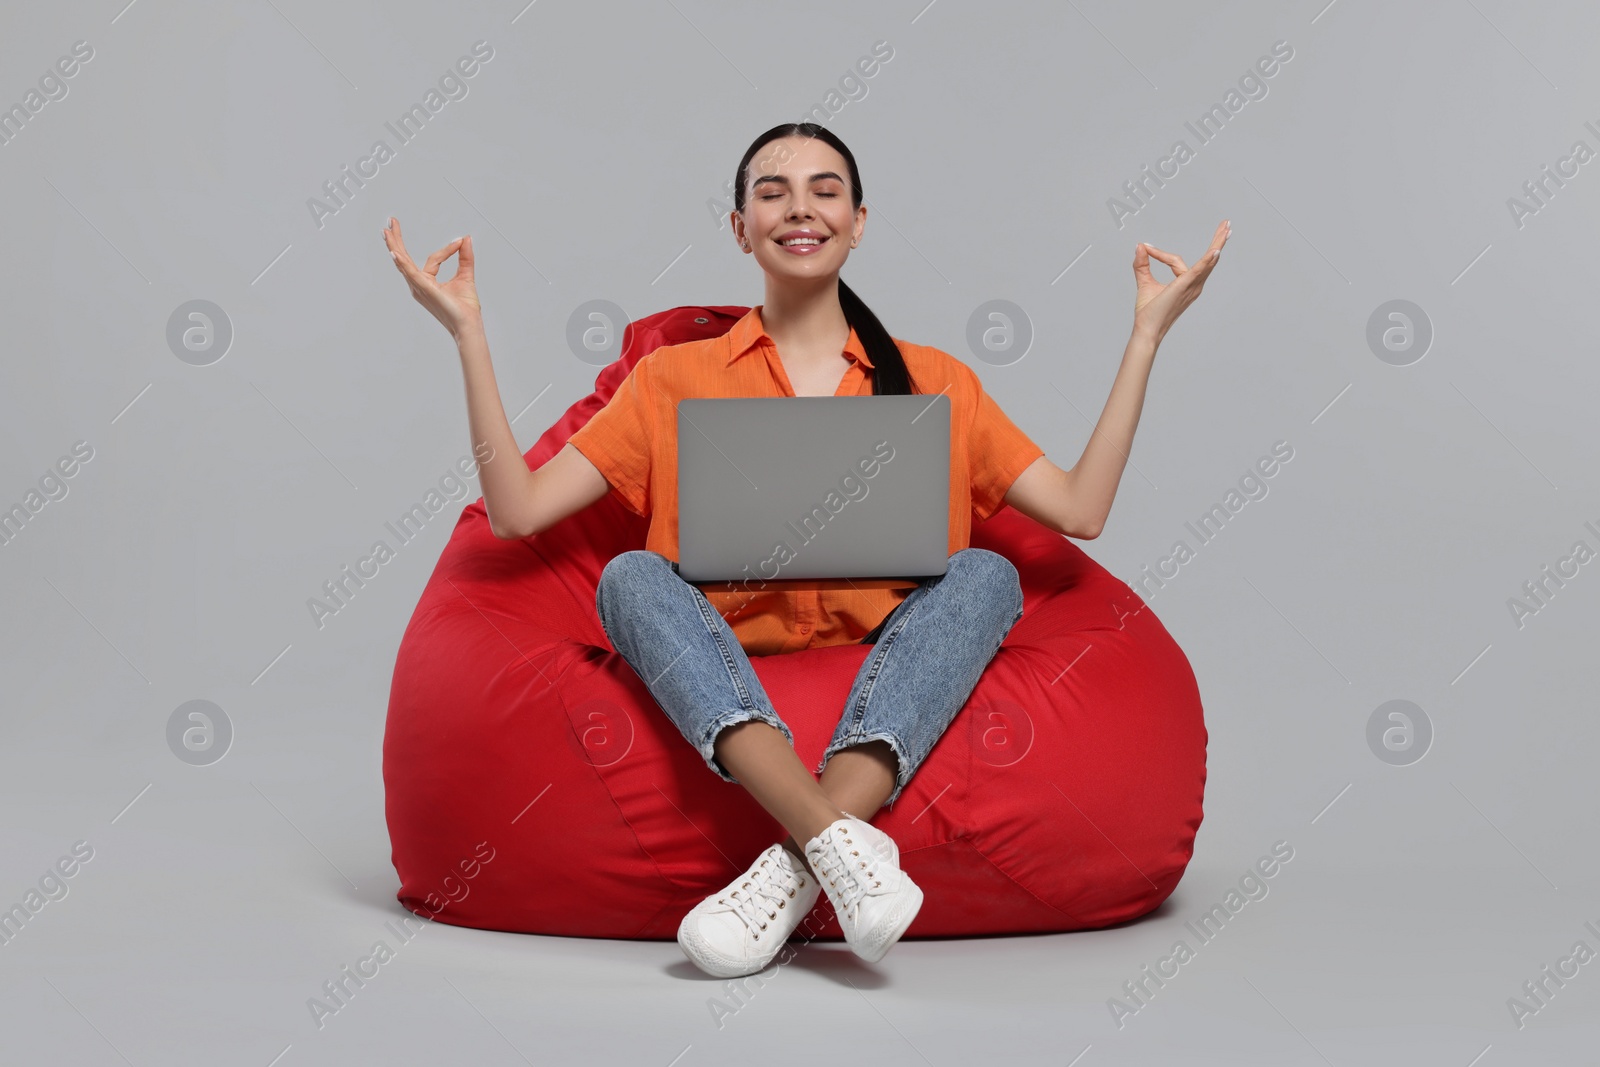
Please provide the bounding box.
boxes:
[594,547,1024,806]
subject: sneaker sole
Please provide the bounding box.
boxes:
[851,878,924,964]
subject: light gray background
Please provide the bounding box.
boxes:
[2,1,1596,1064]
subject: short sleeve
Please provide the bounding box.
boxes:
[567,355,655,517]
[963,361,1046,521]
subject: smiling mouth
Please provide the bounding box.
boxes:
[775,236,830,252]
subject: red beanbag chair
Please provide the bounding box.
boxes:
[383,305,1207,940]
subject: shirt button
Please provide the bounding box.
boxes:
[798,624,812,634]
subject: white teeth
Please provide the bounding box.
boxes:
[779,237,824,246]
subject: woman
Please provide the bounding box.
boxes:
[383,122,1227,978]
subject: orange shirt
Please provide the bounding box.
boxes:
[567,305,1045,657]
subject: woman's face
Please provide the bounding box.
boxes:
[735,135,865,279]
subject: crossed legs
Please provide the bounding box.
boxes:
[597,548,1024,973]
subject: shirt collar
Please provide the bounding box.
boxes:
[724,304,874,370]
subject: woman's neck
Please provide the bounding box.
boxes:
[760,284,850,367]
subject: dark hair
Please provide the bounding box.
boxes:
[733,122,915,396]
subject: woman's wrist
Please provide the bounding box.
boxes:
[1128,323,1162,356]
[454,316,488,349]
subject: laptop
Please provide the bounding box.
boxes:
[676,395,951,582]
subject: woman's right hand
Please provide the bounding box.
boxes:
[383,217,483,339]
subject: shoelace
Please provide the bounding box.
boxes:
[720,851,804,942]
[811,828,881,918]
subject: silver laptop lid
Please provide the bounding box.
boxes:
[676,395,951,582]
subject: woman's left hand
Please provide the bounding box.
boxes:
[1131,219,1229,345]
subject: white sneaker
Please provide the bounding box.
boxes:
[677,843,821,978]
[804,813,924,963]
